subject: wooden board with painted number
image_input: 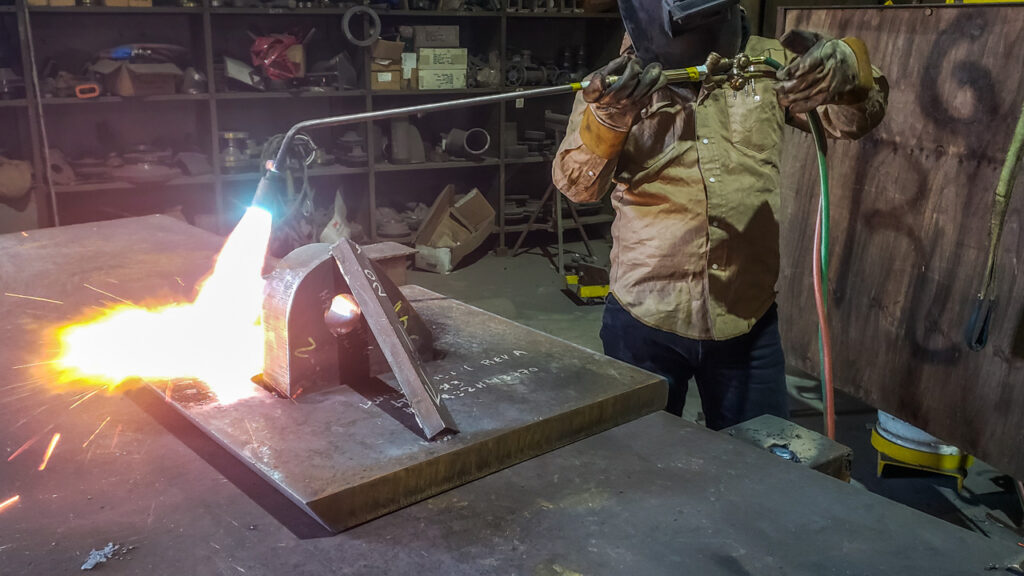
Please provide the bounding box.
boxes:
[331,239,457,439]
[777,5,1024,478]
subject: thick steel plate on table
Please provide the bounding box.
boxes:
[158,285,667,532]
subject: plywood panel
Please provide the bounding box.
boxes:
[777,5,1024,478]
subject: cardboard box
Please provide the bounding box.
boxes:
[417,69,466,90]
[27,0,48,6]
[370,61,403,91]
[417,48,468,69]
[101,0,130,5]
[90,60,183,97]
[414,186,495,274]
[47,0,76,5]
[413,25,460,49]
[371,39,405,62]
[127,0,153,6]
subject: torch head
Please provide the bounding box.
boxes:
[251,167,285,216]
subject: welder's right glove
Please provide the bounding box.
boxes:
[579,55,665,159]
[775,30,875,114]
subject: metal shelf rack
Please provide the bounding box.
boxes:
[5,0,621,251]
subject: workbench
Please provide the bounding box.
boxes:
[0,217,1018,575]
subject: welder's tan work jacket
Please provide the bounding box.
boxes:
[553,36,887,340]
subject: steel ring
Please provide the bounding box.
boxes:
[342,5,381,48]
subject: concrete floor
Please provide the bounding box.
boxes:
[407,234,1024,546]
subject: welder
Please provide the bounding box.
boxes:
[553,0,888,430]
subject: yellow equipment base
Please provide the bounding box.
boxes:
[871,427,974,492]
[565,275,609,300]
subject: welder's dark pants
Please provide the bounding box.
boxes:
[600,294,789,431]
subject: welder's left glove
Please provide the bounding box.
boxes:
[775,30,875,114]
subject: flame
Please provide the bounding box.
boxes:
[53,207,272,404]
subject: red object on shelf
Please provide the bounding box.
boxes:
[250,34,303,81]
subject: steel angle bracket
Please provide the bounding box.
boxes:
[331,239,458,439]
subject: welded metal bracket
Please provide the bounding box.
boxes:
[331,239,457,440]
[261,240,455,440]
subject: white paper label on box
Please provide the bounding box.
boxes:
[516,98,524,109]
[377,72,394,82]
[401,53,417,80]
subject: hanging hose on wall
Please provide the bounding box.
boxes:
[966,100,1024,352]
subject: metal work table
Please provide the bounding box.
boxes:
[0,217,1018,575]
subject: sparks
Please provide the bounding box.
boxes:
[82,284,135,306]
[37,432,60,471]
[109,424,123,452]
[7,430,44,462]
[53,208,273,404]
[4,293,64,304]
[82,417,111,448]
[0,495,19,514]
[68,387,103,410]
[12,360,56,369]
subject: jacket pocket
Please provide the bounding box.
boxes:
[726,78,783,156]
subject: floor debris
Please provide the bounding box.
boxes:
[80,543,134,570]
[81,543,117,570]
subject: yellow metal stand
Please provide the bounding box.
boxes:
[565,274,609,301]
[871,427,974,492]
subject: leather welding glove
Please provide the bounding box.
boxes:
[775,30,874,114]
[579,55,665,159]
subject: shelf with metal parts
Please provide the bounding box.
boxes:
[26,5,203,14]
[10,0,623,251]
[21,6,617,18]
[1,5,41,231]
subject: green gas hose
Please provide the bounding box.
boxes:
[764,56,836,439]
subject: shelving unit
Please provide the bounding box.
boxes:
[5,0,621,251]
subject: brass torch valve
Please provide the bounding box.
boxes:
[701,52,778,92]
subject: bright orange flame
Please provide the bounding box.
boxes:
[38,432,60,471]
[0,495,19,514]
[54,208,272,404]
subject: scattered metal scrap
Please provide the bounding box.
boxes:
[80,543,136,570]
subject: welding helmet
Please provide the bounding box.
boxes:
[619,0,744,70]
